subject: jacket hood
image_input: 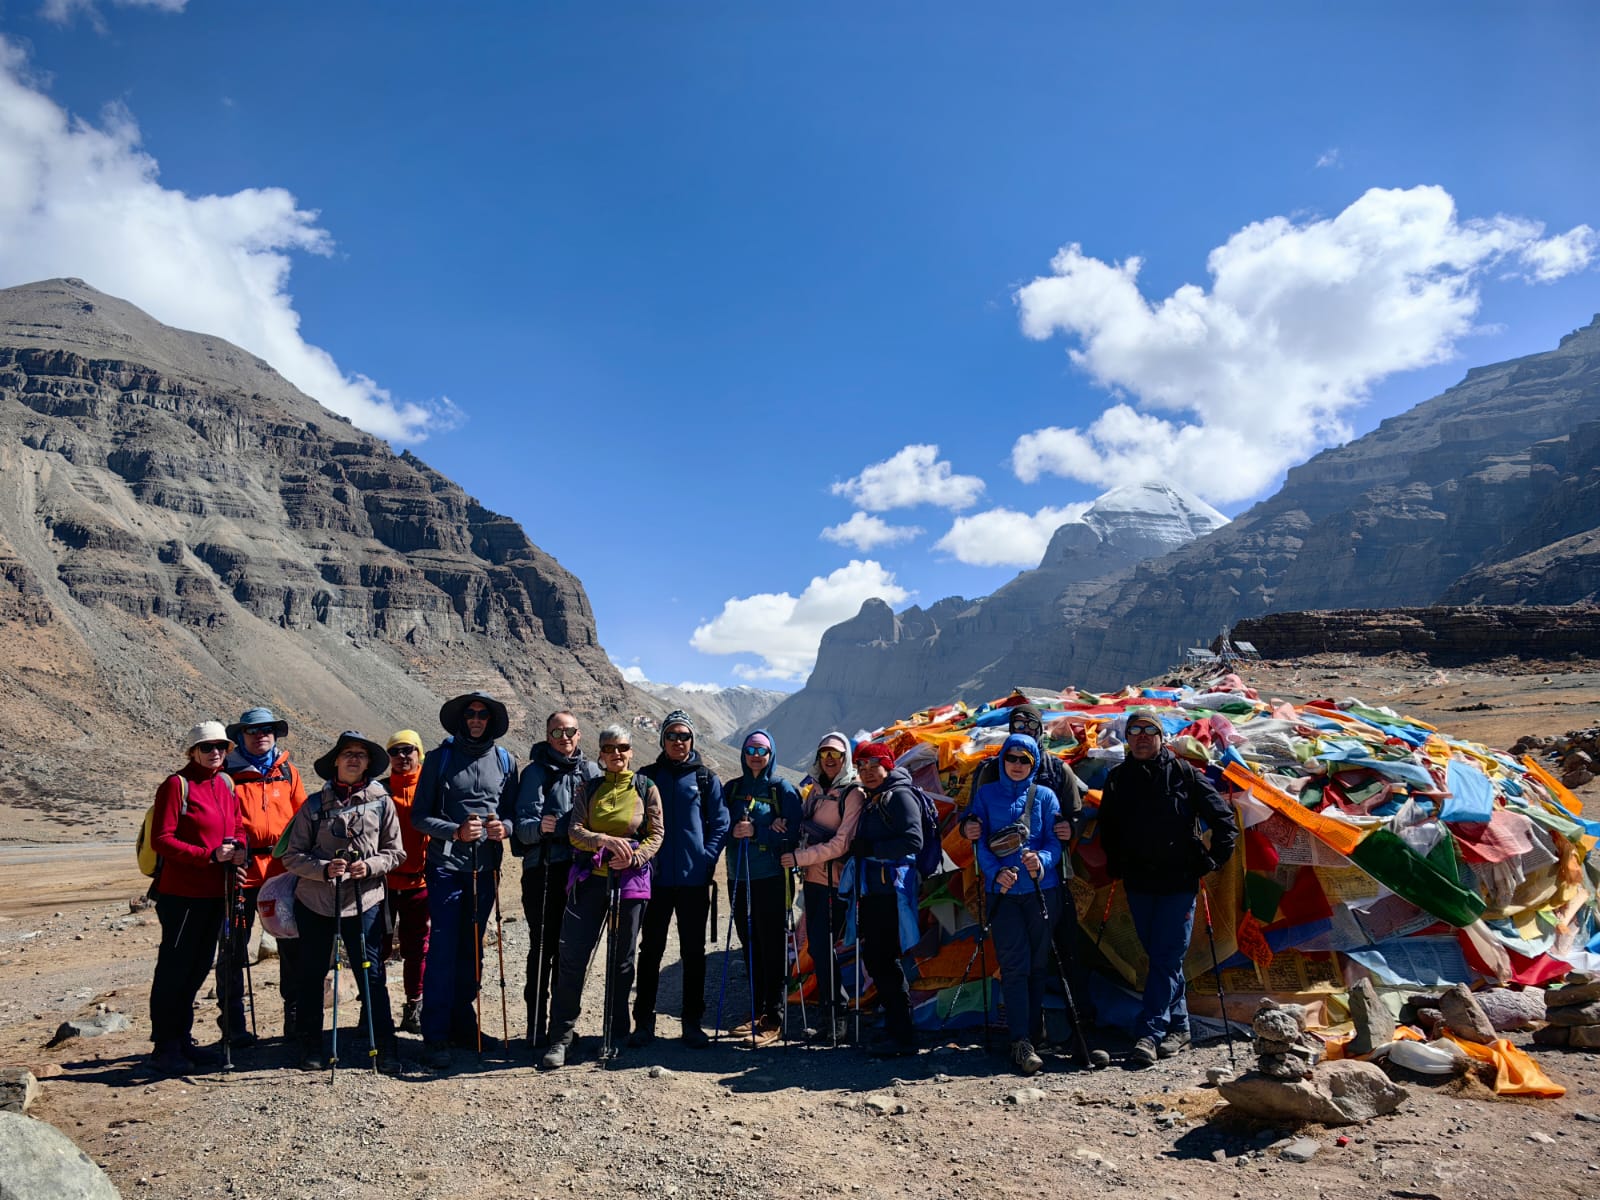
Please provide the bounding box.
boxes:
[996,733,1041,800]
[225,744,294,778]
[439,692,510,742]
[740,728,777,784]
[811,731,857,790]
[532,740,588,771]
[651,747,705,773]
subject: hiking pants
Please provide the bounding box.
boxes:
[216,883,302,1037]
[519,854,566,1040]
[1126,888,1196,1042]
[291,899,395,1046]
[547,873,645,1047]
[858,891,913,1042]
[802,880,848,1017]
[1051,879,1095,1023]
[633,882,713,1030]
[387,884,430,1002]
[420,864,496,1044]
[731,872,787,1024]
[151,894,223,1045]
[991,885,1060,1043]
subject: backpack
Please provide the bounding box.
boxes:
[906,783,947,877]
[136,772,237,878]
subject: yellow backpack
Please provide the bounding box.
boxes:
[136,773,237,877]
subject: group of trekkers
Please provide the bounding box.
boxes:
[144,693,1236,1078]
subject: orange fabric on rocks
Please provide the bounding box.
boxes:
[1442,1033,1566,1097]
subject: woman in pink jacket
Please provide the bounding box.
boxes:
[781,732,863,1045]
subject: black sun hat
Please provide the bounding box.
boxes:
[313,731,390,782]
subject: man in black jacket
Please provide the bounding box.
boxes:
[1097,710,1237,1067]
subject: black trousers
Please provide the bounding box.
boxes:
[519,854,567,1040]
[634,882,713,1028]
[150,894,223,1045]
[859,891,913,1042]
[802,880,848,1015]
[547,873,645,1047]
[731,873,787,1023]
[291,900,395,1049]
[1052,879,1096,1023]
[215,882,303,1035]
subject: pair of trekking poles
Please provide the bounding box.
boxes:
[215,849,255,1074]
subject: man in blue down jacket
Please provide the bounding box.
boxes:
[1097,709,1236,1068]
[632,710,729,1048]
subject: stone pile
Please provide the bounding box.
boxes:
[1251,999,1325,1080]
[1508,727,1599,789]
[1532,973,1600,1049]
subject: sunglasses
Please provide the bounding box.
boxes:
[601,743,631,754]
[196,741,230,754]
[663,731,693,743]
[464,709,491,720]
[743,746,772,758]
[388,746,418,757]
[1002,753,1034,766]
[818,748,844,759]
[854,757,887,769]
[548,726,579,739]
[241,725,276,737]
[1127,724,1162,736]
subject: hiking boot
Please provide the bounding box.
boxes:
[728,1018,757,1038]
[299,1042,328,1072]
[539,1041,568,1070]
[1157,1028,1191,1059]
[1129,1037,1159,1068]
[182,1039,221,1067]
[225,1030,260,1051]
[421,1041,452,1071]
[1010,1039,1043,1077]
[867,1033,918,1058]
[627,1017,656,1049]
[376,1041,405,1075]
[150,1042,191,1076]
[399,1000,423,1036]
[681,1024,709,1049]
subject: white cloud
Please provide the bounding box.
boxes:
[612,662,650,684]
[0,38,449,442]
[1315,148,1341,169]
[41,0,185,27]
[1012,185,1596,505]
[821,511,923,551]
[690,560,911,681]
[934,504,1092,567]
[831,444,985,512]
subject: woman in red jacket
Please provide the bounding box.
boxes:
[148,721,245,1075]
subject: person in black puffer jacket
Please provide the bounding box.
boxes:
[1097,710,1236,1068]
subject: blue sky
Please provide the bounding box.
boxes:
[1,2,1596,689]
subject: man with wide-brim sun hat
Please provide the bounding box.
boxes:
[411,691,520,1069]
[218,705,307,1046]
[280,730,405,1071]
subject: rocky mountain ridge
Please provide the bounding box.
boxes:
[756,315,1600,763]
[633,681,788,741]
[0,278,653,820]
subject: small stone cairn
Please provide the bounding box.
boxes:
[1251,998,1325,1079]
[1508,727,1598,789]
[1533,973,1600,1049]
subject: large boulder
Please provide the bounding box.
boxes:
[1218,1060,1409,1126]
[1544,1001,1600,1027]
[0,1111,121,1199]
[1438,984,1496,1044]
[1546,978,1600,1009]
[1347,979,1397,1056]
[1475,988,1546,1031]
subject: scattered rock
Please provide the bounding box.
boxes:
[1072,1146,1114,1168]
[1347,978,1396,1056]
[1205,1067,1234,1087]
[1527,1131,1556,1144]
[128,896,152,913]
[648,1066,674,1079]
[1546,980,1600,1007]
[1004,1087,1047,1106]
[1278,1137,1320,1163]
[0,1068,41,1114]
[1567,1024,1600,1049]
[0,1111,121,1199]
[1217,1060,1408,1126]
[44,1009,131,1048]
[1541,1001,1600,1027]
[863,1094,907,1116]
[1475,988,1546,1031]
[255,931,278,963]
[1439,985,1496,1044]
[1573,1111,1600,1123]
[1533,1025,1571,1047]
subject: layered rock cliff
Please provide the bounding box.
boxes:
[759,316,1600,764]
[0,278,636,822]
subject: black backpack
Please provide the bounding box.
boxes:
[906,784,946,877]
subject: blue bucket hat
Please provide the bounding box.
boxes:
[226,706,289,742]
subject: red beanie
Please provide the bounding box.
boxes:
[852,741,895,770]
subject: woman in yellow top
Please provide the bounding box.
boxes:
[540,724,663,1069]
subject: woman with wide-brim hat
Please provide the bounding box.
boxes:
[147,721,246,1075]
[280,731,405,1072]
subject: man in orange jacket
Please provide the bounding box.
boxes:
[220,706,308,1045]
[384,730,430,1035]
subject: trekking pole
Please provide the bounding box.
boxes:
[241,892,257,1040]
[852,853,863,1047]
[713,858,739,1044]
[219,863,234,1073]
[974,844,992,1054]
[470,841,483,1059]
[1025,869,1107,1069]
[740,839,757,1050]
[359,913,380,1075]
[600,866,621,1066]
[329,871,342,1085]
[492,868,510,1058]
[1093,880,1117,951]
[1198,881,1238,1072]
[529,840,549,1050]
[936,845,992,1043]
[786,866,807,1046]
